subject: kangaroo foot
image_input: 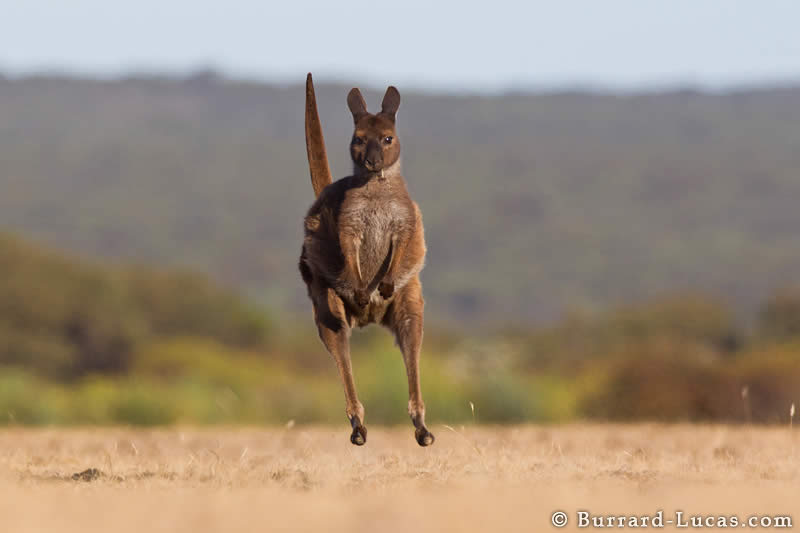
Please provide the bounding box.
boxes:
[415,426,435,447]
[349,416,367,446]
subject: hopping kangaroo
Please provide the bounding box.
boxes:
[299,74,434,447]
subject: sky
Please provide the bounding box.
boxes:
[2,0,799,92]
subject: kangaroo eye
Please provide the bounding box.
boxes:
[353,137,364,145]
[383,136,393,144]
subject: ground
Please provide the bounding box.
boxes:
[1,424,797,532]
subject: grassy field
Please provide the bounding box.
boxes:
[1,424,797,532]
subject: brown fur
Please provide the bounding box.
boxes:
[299,75,434,447]
[304,74,333,197]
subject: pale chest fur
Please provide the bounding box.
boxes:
[340,188,412,283]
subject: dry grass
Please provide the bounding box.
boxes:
[1,424,797,532]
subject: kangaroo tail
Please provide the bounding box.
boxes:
[305,73,333,197]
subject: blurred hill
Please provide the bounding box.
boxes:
[2,73,800,325]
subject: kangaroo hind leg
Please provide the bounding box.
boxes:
[313,285,367,445]
[384,277,434,447]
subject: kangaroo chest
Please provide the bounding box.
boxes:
[362,203,395,257]
[342,192,408,280]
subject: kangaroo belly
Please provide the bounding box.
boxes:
[359,209,392,285]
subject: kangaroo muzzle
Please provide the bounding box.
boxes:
[364,141,384,172]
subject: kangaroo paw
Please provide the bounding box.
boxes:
[354,289,370,309]
[378,281,395,299]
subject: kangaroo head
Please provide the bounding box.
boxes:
[347,86,401,174]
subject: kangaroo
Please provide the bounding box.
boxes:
[299,74,434,447]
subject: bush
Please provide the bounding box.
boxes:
[758,287,800,342]
[0,233,271,379]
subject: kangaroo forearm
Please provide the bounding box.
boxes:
[384,234,410,283]
[339,234,364,287]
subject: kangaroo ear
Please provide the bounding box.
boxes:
[347,88,368,123]
[380,86,401,121]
